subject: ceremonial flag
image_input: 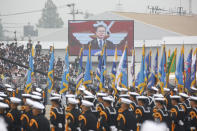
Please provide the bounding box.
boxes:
[191,48,197,87]
[111,47,118,95]
[121,45,128,89]
[115,45,128,88]
[83,44,92,86]
[60,47,70,94]
[99,45,107,91]
[47,47,54,93]
[76,48,84,90]
[154,48,159,83]
[175,45,185,89]
[111,48,118,83]
[137,44,146,94]
[130,48,135,88]
[159,45,167,93]
[167,48,177,84]
[147,73,156,89]
[96,50,103,81]
[145,51,151,84]
[185,49,193,91]
[25,47,34,93]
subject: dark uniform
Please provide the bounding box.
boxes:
[50,107,65,131]
[97,106,117,131]
[170,104,185,131]
[29,114,50,131]
[179,99,191,130]
[96,102,105,112]
[78,110,97,131]
[164,92,172,110]
[153,108,170,128]
[7,108,21,131]
[20,110,32,131]
[187,107,197,131]
[148,96,155,109]
[117,108,137,131]
[65,108,80,131]
[91,106,98,118]
[135,106,152,130]
[130,101,138,112]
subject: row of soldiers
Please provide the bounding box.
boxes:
[0,82,197,131]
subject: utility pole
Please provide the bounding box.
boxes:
[67,3,83,20]
[189,0,192,15]
[14,30,17,41]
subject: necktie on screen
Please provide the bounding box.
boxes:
[99,40,103,49]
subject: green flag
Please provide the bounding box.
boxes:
[167,48,177,75]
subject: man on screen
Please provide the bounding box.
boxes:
[87,24,114,55]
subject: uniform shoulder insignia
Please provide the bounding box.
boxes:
[176,105,184,112]
[79,115,87,125]
[96,104,104,112]
[179,104,186,113]
[20,114,30,123]
[153,107,157,113]
[30,119,39,128]
[135,108,143,116]
[130,104,135,111]
[7,112,14,121]
[153,112,162,121]
[66,112,74,122]
[189,111,197,120]
[50,111,57,119]
[170,108,178,117]
[100,111,108,120]
[117,114,126,125]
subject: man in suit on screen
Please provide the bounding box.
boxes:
[87,24,115,55]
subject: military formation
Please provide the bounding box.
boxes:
[0,83,197,131]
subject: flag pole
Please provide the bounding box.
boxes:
[126,41,128,89]
[52,44,55,93]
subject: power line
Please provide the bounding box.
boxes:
[0,5,67,17]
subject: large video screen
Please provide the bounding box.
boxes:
[68,20,134,56]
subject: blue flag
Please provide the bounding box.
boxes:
[111,48,117,82]
[60,47,70,94]
[83,44,92,86]
[99,45,107,91]
[137,45,146,94]
[154,48,159,83]
[147,73,156,89]
[25,47,34,93]
[175,46,184,89]
[145,51,151,84]
[47,47,54,93]
[159,45,166,93]
[121,45,128,89]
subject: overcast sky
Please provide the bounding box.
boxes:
[0,0,197,35]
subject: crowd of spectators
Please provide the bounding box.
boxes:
[0,40,67,89]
